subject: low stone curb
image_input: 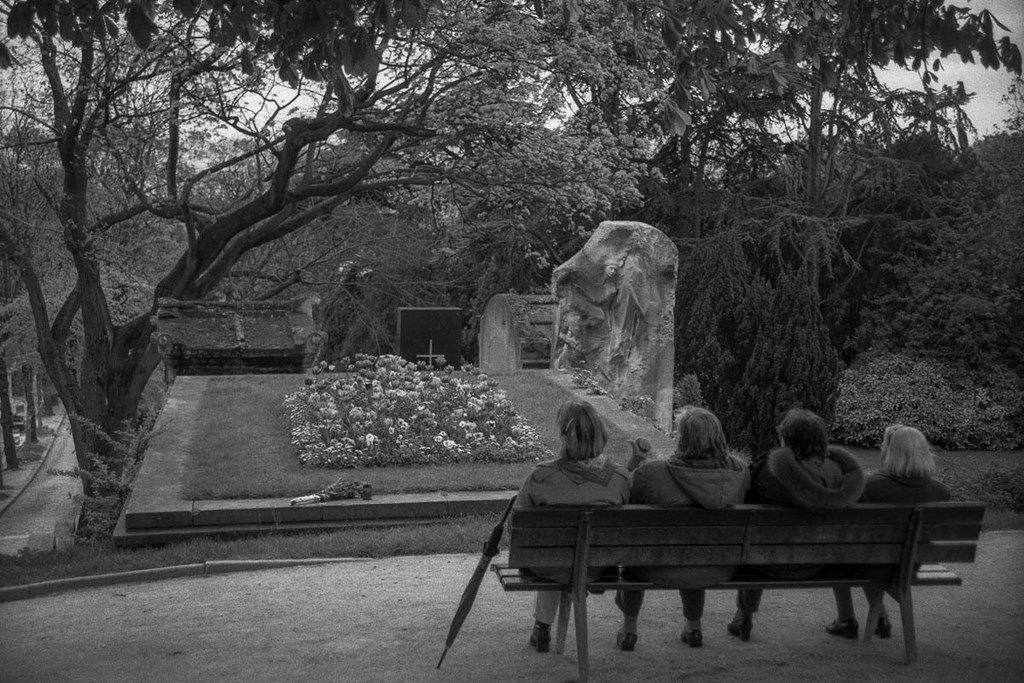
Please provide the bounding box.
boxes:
[0,556,368,603]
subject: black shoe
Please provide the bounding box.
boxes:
[681,629,703,648]
[727,614,752,641]
[530,622,551,653]
[616,631,638,651]
[875,615,892,639]
[825,618,859,639]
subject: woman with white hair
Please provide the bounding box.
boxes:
[826,424,950,639]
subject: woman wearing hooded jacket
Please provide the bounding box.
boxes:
[727,407,865,642]
[517,399,630,654]
[614,406,751,651]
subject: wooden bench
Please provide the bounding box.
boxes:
[491,502,984,681]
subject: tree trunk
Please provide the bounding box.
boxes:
[807,81,824,212]
[22,363,38,442]
[0,352,19,470]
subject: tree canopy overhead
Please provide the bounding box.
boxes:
[0,0,1022,497]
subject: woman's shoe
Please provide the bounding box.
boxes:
[529,622,551,653]
[615,631,638,651]
[727,614,753,641]
[680,629,703,648]
[825,618,859,639]
[875,615,892,639]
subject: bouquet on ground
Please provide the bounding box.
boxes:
[290,478,373,505]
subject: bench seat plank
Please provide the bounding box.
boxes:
[493,563,963,591]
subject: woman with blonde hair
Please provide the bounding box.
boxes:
[826,424,950,639]
[517,400,630,653]
[614,406,750,650]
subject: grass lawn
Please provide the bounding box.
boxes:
[181,371,638,499]
[0,515,501,587]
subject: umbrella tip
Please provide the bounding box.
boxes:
[436,647,450,669]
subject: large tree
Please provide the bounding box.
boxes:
[0,0,661,487]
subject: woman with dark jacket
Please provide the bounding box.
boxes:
[727,408,865,641]
[825,424,950,639]
[615,406,750,650]
[517,400,630,654]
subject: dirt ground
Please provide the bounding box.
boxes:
[2,532,1023,682]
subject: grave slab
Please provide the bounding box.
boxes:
[442,490,518,516]
[124,377,205,529]
[321,492,450,521]
[192,498,325,526]
[396,307,462,367]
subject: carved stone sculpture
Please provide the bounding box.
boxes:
[552,221,678,430]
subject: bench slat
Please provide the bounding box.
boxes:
[919,522,983,542]
[747,524,907,543]
[492,564,962,591]
[917,503,986,524]
[511,525,748,547]
[510,507,754,527]
[742,543,903,564]
[508,545,744,568]
[509,542,979,567]
[507,504,949,528]
[916,542,977,563]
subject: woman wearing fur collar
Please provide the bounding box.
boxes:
[727,408,865,642]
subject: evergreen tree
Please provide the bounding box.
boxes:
[734,264,840,454]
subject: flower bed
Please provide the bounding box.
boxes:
[285,354,551,468]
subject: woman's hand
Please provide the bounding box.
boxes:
[627,437,651,472]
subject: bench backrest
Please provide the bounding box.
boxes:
[507,503,984,569]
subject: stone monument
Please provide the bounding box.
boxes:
[151,295,325,382]
[478,294,557,374]
[551,221,678,430]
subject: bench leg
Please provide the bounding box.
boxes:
[572,586,589,682]
[863,590,884,643]
[554,590,571,655]
[898,590,918,665]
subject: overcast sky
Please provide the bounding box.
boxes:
[877,0,1023,136]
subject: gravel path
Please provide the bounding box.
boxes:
[3,533,1022,682]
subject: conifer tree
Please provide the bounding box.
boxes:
[733,264,840,454]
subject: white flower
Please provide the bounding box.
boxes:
[443,439,456,449]
[434,435,443,444]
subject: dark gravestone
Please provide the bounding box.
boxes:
[396,307,463,367]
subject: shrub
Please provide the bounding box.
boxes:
[619,395,655,421]
[673,375,705,409]
[569,368,606,395]
[51,414,160,543]
[946,465,1024,512]
[285,354,549,468]
[832,353,1023,450]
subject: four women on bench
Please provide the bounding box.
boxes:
[516,399,630,653]
[614,406,750,650]
[825,424,950,640]
[727,408,866,641]
[519,400,943,653]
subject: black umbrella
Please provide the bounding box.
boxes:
[436,493,519,669]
